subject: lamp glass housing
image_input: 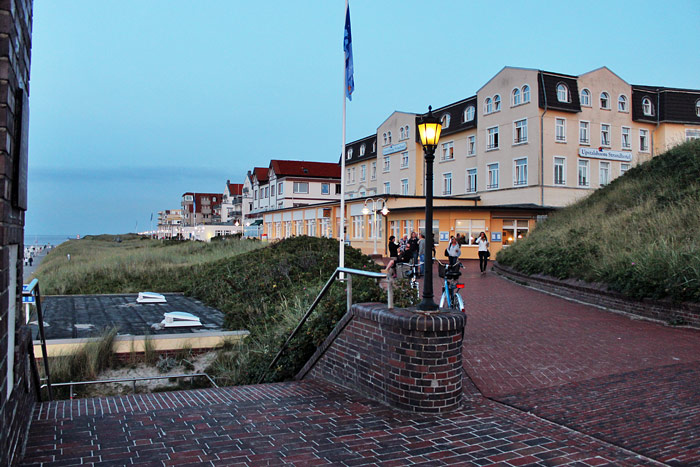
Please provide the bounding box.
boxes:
[418,107,443,150]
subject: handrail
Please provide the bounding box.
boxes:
[257,267,391,384]
[22,278,52,400]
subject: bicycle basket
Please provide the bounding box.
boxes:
[396,263,412,279]
[438,263,446,278]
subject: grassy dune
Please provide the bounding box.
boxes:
[497,140,700,302]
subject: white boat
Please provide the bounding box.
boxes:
[137,292,167,303]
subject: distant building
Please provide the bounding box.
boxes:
[156,209,183,238]
[181,192,222,226]
[220,181,243,224]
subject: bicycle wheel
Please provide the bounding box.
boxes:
[455,293,465,313]
[439,289,449,308]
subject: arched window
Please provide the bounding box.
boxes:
[463,105,475,122]
[696,99,700,117]
[600,92,610,109]
[383,133,387,145]
[618,95,628,112]
[372,140,376,152]
[512,88,521,106]
[347,148,353,160]
[388,131,392,144]
[493,94,501,111]
[484,97,492,114]
[557,83,569,102]
[441,113,451,128]
[522,85,530,103]
[405,125,410,139]
[580,89,591,106]
[359,144,365,156]
[400,127,405,139]
[642,97,654,116]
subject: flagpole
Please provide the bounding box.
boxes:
[339,0,349,274]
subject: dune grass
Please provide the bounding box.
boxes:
[497,140,700,302]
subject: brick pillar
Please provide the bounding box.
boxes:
[303,303,466,413]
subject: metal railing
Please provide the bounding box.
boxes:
[41,373,218,399]
[22,278,52,400]
[257,267,391,384]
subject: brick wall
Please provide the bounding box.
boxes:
[0,0,35,465]
[298,303,466,413]
[493,263,700,328]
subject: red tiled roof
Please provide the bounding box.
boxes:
[253,167,269,183]
[270,160,341,179]
[227,183,243,196]
[182,192,222,213]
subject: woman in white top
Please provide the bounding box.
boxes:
[475,232,490,273]
[446,236,461,266]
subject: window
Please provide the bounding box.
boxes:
[578,159,589,186]
[599,161,610,186]
[401,151,409,168]
[383,182,390,194]
[372,141,376,152]
[347,148,353,160]
[557,83,569,102]
[321,183,330,195]
[254,189,257,200]
[370,161,377,180]
[580,89,591,106]
[618,95,628,112]
[388,131,392,144]
[455,219,486,246]
[621,127,631,149]
[293,182,309,194]
[351,167,356,182]
[306,219,316,237]
[466,168,477,193]
[522,85,530,103]
[601,124,611,147]
[383,155,391,172]
[443,172,452,195]
[696,100,700,117]
[278,182,283,195]
[401,178,409,195]
[502,220,529,246]
[271,185,275,196]
[554,157,566,185]
[640,129,649,151]
[512,88,521,106]
[184,195,193,201]
[579,121,590,144]
[686,129,700,141]
[464,106,475,122]
[352,215,365,239]
[390,220,400,241]
[642,97,654,116]
[359,144,365,156]
[600,92,610,109]
[493,94,501,111]
[441,141,454,161]
[620,163,630,174]
[555,118,566,142]
[400,127,405,140]
[514,158,528,186]
[487,163,499,189]
[441,114,451,128]
[467,135,476,155]
[360,164,366,181]
[383,133,387,145]
[335,183,341,194]
[514,119,527,143]
[418,220,439,244]
[487,126,499,150]
[484,97,492,114]
[405,125,410,139]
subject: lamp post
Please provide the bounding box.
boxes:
[361,198,389,255]
[417,106,442,311]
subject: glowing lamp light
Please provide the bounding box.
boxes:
[362,206,370,215]
[508,237,514,242]
[417,106,442,152]
[381,206,389,216]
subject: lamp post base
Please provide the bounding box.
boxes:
[418,298,439,311]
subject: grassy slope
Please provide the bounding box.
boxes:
[497,140,700,302]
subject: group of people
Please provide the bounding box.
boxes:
[385,231,491,277]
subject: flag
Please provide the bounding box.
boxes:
[344,3,354,101]
[150,213,153,221]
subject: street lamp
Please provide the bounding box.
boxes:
[361,198,389,255]
[417,106,442,311]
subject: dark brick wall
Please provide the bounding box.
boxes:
[493,263,700,328]
[0,0,35,465]
[299,303,466,413]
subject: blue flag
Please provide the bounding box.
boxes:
[344,4,354,101]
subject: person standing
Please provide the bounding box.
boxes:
[476,231,490,273]
[418,234,426,277]
[446,236,461,266]
[408,232,419,267]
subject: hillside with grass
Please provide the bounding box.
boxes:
[497,140,700,303]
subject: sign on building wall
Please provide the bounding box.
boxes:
[491,232,502,242]
[578,148,632,162]
[439,231,449,242]
[382,142,407,156]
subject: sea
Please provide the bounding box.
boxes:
[24,234,77,248]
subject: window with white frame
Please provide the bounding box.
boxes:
[557,83,570,102]
[696,100,700,117]
[271,184,275,196]
[351,167,356,183]
[285,221,292,237]
[464,105,475,122]
[418,219,439,244]
[402,220,414,237]
[352,215,364,239]
[441,141,454,161]
[278,182,283,195]
[487,163,499,189]
[514,119,528,143]
[487,126,499,150]
[555,118,566,142]
[686,129,700,141]
[620,163,630,174]
[441,114,451,128]
[347,148,353,160]
[467,135,476,155]
[306,219,316,236]
[642,97,654,116]
[390,220,400,241]
[512,88,521,106]
[484,97,492,114]
[383,133,387,145]
[580,88,591,106]
[321,183,330,195]
[383,182,390,194]
[359,144,365,156]
[599,161,610,186]
[401,178,409,195]
[401,151,409,168]
[360,164,366,181]
[502,220,529,246]
[618,95,628,112]
[600,92,610,109]
[640,129,649,151]
[466,168,477,193]
[601,124,611,147]
[383,155,391,172]
[494,94,501,111]
[522,85,530,103]
[370,161,377,180]
[346,168,351,184]
[400,127,405,140]
[514,158,528,186]
[578,159,589,186]
[455,219,486,246]
[372,141,376,152]
[405,125,410,139]
[621,127,631,149]
[443,172,452,195]
[554,157,566,185]
[579,121,590,144]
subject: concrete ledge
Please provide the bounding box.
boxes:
[493,262,700,328]
[299,303,466,413]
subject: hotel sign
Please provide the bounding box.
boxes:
[382,142,407,156]
[579,148,632,162]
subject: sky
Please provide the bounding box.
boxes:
[25,0,700,236]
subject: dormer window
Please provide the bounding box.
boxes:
[359,144,365,156]
[642,97,654,116]
[484,97,492,114]
[580,89,591,106]
[347,148,353,160]
[463,105,475,122]
[556,83,570,103]
[441,113,450,128]
[512,88,521,106]
[600,92,610,109]
[618,95,628,112]
[372,140,376,152]
[493,94,501,111]
[696,99,700,117]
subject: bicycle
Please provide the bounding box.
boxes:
[436,259,466,313]
[395,259,422,293]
